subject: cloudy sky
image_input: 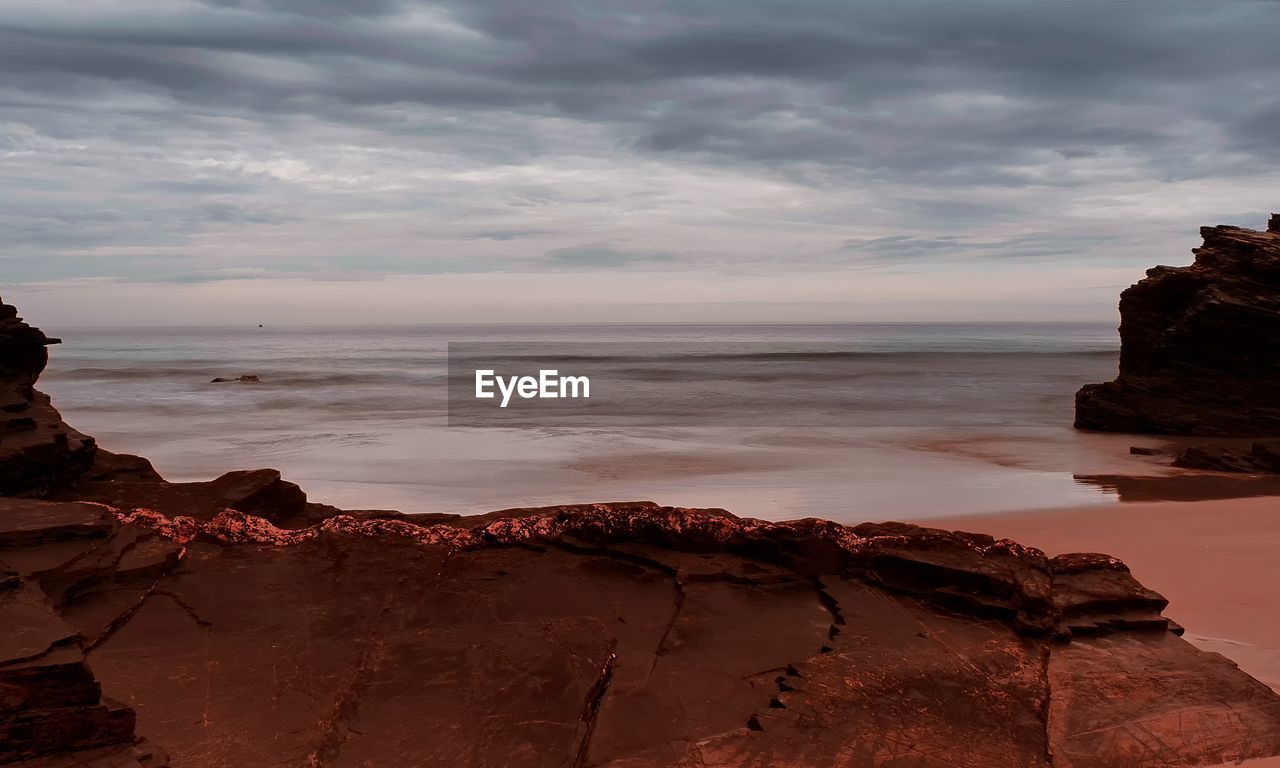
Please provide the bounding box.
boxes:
[3,0,1278,325]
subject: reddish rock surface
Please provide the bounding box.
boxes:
[0,500,173,766]
[5,499,1280,768]
[2,296,1280,767]
[52,468,309,525]
[1076,216,1280,435]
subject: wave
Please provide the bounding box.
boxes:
[53,367,441,387]
[453,349,1118,365]
[56,366,217,380]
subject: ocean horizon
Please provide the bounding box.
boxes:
[36,321,1176,521]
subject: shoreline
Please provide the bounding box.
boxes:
[916,495,1280,693]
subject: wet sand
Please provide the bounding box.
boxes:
[918,496,1280,693]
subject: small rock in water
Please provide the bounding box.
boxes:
[210,374,261,383]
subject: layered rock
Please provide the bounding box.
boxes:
[2,295,1280,767]
[0,298,95,497]
[52,467,309,525]
[0,500,174,766]
[1076,216,1280,435]
[2,498,1278,768]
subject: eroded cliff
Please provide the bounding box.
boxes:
[0,298,95,497]
[1076,215,1280,435]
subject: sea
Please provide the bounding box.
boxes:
[38,322,1178,522]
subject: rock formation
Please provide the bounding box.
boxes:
[0,298,96,497]
[1076,215,1280,435]
[3,296,1280,767]
[0,500,172,767]
[1173,440,1280,474]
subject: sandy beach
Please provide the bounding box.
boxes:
[920,495,1280,694]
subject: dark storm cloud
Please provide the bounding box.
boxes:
[201,0,406,17]
[1,0,1278,296]
[4,1,1277,173]
[1227,99,1280,157]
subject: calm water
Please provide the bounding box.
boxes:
[39,323,1160,521]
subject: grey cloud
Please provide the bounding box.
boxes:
[544,246,682,270]
[185,203,292,225]
[1057,149,1100,160]
[463,230,542,241]
[841,236,968,260]
[840,233,1124,263]
[135,179,257,195]
[4,3,1276,172]
[199,0,408,17]
[1226,100,1280,157]
[0,0,1277,293]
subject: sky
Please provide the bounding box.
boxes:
[2,0,1279,325]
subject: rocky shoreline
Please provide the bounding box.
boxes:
[4,296,1280,767]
